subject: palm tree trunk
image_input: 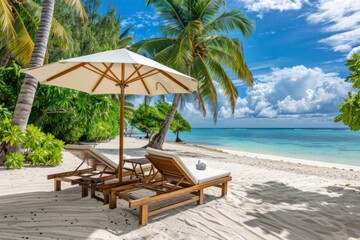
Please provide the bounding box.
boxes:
[175,131,182,142]
[145,94,181,149]
[11,0,55,131]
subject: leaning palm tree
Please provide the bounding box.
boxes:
[10,0,87,133]
[133,0,254,149]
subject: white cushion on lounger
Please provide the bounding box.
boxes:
[66,145,146,170]
[66,145,118,169]
[146,148,230,184]
[180,157,230,184]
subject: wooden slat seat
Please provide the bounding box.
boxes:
[111,148,232,225]
[48,145,152,203]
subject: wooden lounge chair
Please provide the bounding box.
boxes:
[47,145,151,203]
[109,147,231,225]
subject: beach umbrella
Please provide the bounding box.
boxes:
[21,48,198,182]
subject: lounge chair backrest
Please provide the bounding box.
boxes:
[146,148,197,185]
[65,145,118,170]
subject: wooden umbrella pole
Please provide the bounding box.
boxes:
[119,86,125,182]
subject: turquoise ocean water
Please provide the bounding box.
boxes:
[164,128,360,166]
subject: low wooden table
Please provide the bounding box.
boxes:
[123,158,155,179]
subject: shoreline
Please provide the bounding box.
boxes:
[218,147,360,171]
[89,136,360,172]
[166,139,360,171]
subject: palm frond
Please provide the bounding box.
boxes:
[5,5,34,66]
[153,44,176,64]
[131,38,174,57]
[25,0,71,52]
[173,34,193,73]
[0,0,15,39]
[205,55,238,114]
[159,25,182,38]
[64,0,88,22]
[51,18,70,51]
[147,0,186,29]
[120,26,132,39]
[202,35,253,85]
[204,10,255,36]
[197,0,225,23]
[119,26,134,48]
[192,54,218,121]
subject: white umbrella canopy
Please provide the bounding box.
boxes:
[21,48,198,182]
[22,49,197,95]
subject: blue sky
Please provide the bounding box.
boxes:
[104,0,359,128]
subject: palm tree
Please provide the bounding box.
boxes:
[10,0,87,134]
[133,0,254,149]
[0,0,87,66]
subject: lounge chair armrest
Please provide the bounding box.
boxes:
[47,168,94,179]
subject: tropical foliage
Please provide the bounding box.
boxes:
[130,102,191,142]
[171,112,191,142]
[335,53,360,130]
[0,61,134,143]
[0,107,64,169]
[156,101,191,142]
[135,0,254,119]
[48,0,134,62]
[130,104,164,139]
[0,0,87,66]
[0,0,135,144]
[134,0,254,149]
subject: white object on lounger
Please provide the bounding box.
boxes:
[196,159,207,170]
[146,148,230,184]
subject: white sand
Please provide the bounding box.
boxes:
[0,137,360,240]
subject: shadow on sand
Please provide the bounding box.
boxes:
[244,181,360,239]
[0,185,218,239]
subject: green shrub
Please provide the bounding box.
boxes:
[42,137,64,166]
[88,122,113,141]
[27,133,64,166]
[28,148,48,165]
[0,119,64,169]
[23,125,46,150]
[335,53,360,130]
[2,125,25,147]
[45,148,63,166]
[4,152,25,169]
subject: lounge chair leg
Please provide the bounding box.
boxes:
[197,189,204,205]
[90,185,96,198]
[81,186,88,197]
[109,191,117,209]
[103,191,109,205]
[54,180,61,191]
[221,182,228,196]
[139,205,149,226]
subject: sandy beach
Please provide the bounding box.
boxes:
[0,137,359,240]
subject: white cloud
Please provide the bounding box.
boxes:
[217,65,351,119]
[121,11,161,29]
[348,46,360,59]
[319,28,360,52]
[260,31,276,35]
[239,0,308,17]
[232,80,246,87]
[134,24,144,28]
[307,0,360,52]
